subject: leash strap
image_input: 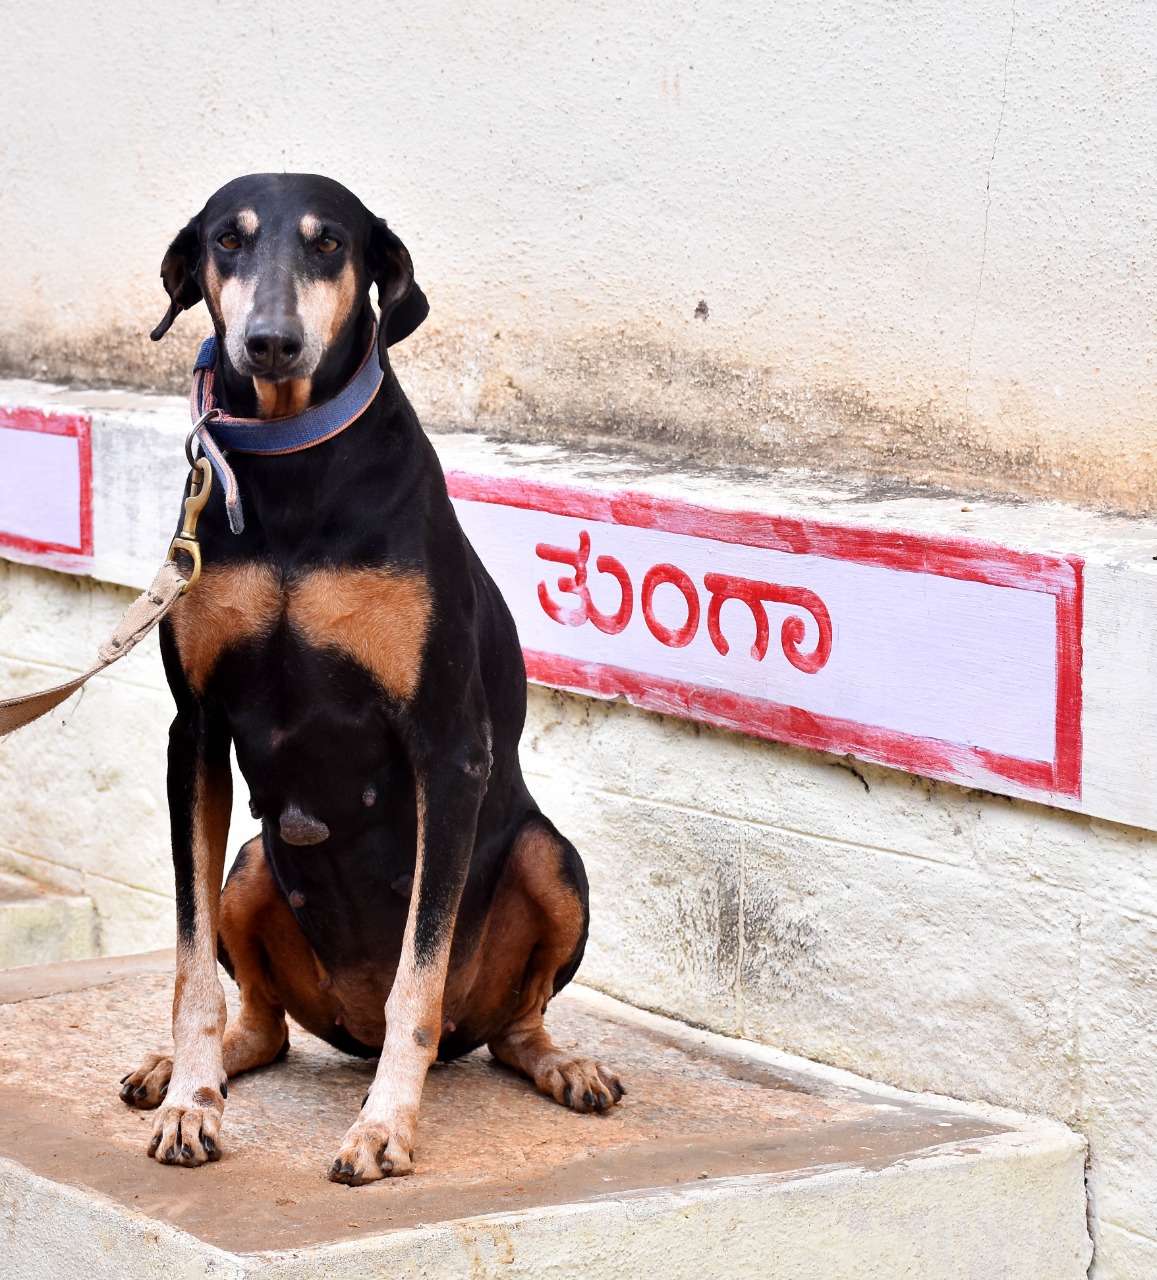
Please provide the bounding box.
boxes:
[0,455,214,738]
[0,561,188,737]
[190,324,382,534]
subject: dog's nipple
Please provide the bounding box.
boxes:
[279,803,330,846]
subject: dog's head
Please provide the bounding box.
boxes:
[151,173,427,415]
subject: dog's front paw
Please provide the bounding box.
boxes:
[327,1116,415,1185]
[146,1091,224,1167]
[119,1052,173,1109]
[545,1058,625,1113]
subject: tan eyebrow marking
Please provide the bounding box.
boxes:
[299,214,323,239]
[237,209,259,235]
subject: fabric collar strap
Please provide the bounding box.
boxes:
[188,324,383,533]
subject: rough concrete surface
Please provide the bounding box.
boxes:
[0,871,97,969]
[0,953,1088,1278]
[523,690,1156,1279]
[2,3,1157,511]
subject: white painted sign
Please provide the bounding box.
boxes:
[449,473,1083,800]
[0,407,92,558]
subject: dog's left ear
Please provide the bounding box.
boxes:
[150,216,203,341]
[366,217,429,361]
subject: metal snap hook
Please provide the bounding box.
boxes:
[185,409,220,468]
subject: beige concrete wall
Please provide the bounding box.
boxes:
[525,691,1156,1280]
[0,564,255,956]
[2,2,1157,511]
[0,557,1148,1276]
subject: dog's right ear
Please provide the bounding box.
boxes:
[150,217,203,341]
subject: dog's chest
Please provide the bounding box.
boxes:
[168,560,431,700]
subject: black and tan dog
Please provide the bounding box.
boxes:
[118,173,622,1184]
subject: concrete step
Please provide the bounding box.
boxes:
[0,952,1089,1279]
[0,871,97,969]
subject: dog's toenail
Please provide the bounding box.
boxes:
[181,1143,194,1161]
[362,1092,370,1108]
[164,1145,177,1162]
[583,1090,595,1107]
[160,1083,168,1098]
[133,1085,147,1100]
[563,1086,572,1107]
[119,1074,130,1085]
[220,1080,228,1098]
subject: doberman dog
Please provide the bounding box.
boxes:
[118,173,622,1184]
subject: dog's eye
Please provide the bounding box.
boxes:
[316,237,341,254]
[217,233,241,251]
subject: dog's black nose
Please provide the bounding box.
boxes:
[245,320,304,376]
[280,803,329,846]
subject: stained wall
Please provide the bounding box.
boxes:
[1,2,1155,508]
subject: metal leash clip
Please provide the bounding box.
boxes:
[167,455,214,593]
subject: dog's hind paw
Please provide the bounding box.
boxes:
[327,1117,415,1185]
[119,1052,173,1109]
[545,1058,625,1113]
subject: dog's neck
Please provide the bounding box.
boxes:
[214,302,380,419]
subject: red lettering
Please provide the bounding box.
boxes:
[536,531,633,634]
[703,573,832,674]
[535,536,832,674]
[641,563,700,648]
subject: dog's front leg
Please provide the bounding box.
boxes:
[148,702,232,1166]
[328,732,489,1185]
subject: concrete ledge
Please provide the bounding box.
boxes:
[0,953,1090,1279]
[1,376,1155,828]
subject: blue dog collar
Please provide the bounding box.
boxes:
[188,325,383,534]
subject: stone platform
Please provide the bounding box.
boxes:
[0,952,1089,1278]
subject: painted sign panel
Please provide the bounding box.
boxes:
[448,473,1083,799]
[0,406,92,558]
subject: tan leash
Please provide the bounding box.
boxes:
[0,456,214,737]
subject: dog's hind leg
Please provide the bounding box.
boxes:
[484,817,625,1113]
[216,836,293,1076]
